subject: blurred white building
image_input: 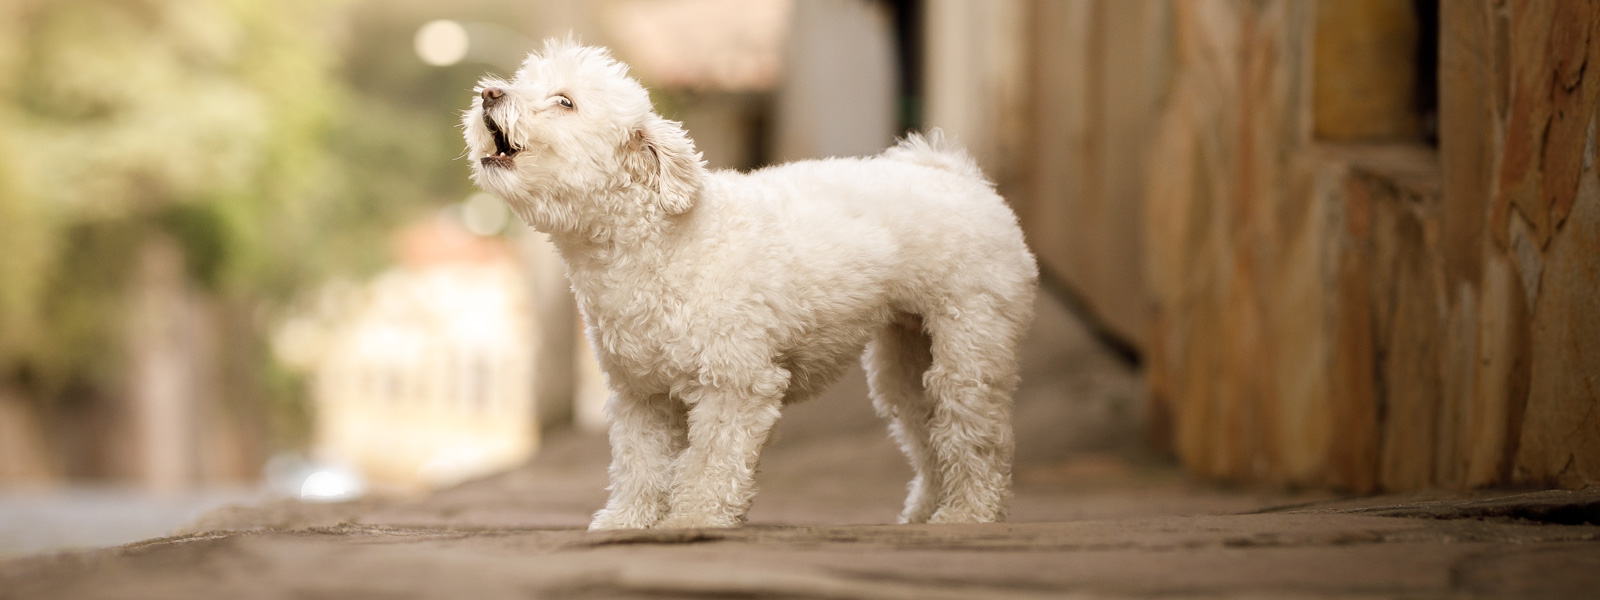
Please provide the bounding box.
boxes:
[299,218,537,491]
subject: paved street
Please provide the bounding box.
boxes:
[3,296,1597,598]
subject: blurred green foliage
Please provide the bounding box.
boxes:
[0,0,492,449]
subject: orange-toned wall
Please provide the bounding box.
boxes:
[1014,0,1599,491]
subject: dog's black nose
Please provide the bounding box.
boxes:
[481,87,505,107]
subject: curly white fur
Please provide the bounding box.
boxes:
[464,39,1038,530]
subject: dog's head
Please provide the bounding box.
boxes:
[463,38,705,236]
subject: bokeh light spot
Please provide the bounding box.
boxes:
[462,192,510,236]
[299,468,365,501]
[415,20,469,66]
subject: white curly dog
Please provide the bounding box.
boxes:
[464,39,1037,530]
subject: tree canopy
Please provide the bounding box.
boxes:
[0,0,482,435]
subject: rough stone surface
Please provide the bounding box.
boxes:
[1015,0,1165,345]
[4,431,1597,598]
[1139,0,1600,492]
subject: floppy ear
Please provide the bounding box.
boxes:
[622,116,705,215]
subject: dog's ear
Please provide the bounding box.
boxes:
[623,117,705,215]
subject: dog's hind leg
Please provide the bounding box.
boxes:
[864,315,941,524]
[920,299,1029,523]
[657,366,788,529]
[590,391,686,530]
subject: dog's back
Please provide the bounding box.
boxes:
[708,135,1034,307]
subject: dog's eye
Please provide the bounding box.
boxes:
[556,95,574,109]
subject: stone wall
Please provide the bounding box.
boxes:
[1014,1,1166,345]
[1010,0,1598,491]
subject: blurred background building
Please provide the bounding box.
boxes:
[1,0,1596,553]
[304,217,535,492]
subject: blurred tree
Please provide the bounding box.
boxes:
[0,0,478,479]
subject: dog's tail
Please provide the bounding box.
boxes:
[882,128,989,185]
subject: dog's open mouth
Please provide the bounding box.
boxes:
[481,114,520,167]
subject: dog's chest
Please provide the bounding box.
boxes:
[576,279,700,388]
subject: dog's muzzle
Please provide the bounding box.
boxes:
[480,90,521,168]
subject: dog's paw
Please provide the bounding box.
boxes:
[926,506,1003,525]
[897,509,935,525]
[588,507,662,531]
[654,510,741,530]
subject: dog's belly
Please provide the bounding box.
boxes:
[594,324,866,404]
[777,340,863,404]
[774,317,883,404]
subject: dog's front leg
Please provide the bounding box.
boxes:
[589,391,686,531]
[656,370,787,529]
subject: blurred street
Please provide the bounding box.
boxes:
[5,449,1598,598]
[0,488,258,557]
